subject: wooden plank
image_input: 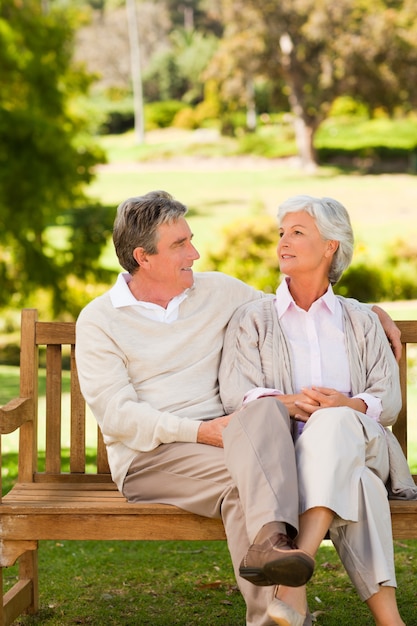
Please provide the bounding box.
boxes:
[391,320,417,457]
[45,345,62,474]
[391,499,417,539]
[393,342,408,455]
[97,428,110,474]
[69,346,86,473]
[35,321,75,346]
[0,514,226,541]
[17,310,38,484]
[33,473,112,484]
[3,579,34,626]
[395,320,417,343]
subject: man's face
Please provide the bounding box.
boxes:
[140,217,200,296]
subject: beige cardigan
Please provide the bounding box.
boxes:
[219,296,417,500]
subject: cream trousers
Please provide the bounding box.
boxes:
[296,406,394,601]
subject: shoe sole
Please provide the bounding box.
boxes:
[240,554,314,587]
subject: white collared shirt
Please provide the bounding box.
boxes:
[109,272,189,323]
[244,278,381,419]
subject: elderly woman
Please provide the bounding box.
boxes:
[219,195,406,626]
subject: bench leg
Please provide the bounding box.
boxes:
[1,545,38,626]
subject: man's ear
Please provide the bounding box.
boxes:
[133,247,148,268]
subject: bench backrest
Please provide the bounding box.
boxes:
[18,308,110,485]
[11,310,417,485]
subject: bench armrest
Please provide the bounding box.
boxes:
[0,397,33,434]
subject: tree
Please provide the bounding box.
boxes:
[0,0,110,316]
[209,0,417,169]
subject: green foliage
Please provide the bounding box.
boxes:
[316,116,417,157]
[327,96,370,119]
[204,216,280,293]
[0,0,108,317]
[144,100,187,130]
[143,29,219,105]
[143,50,188,102]
[335,264,391,302]
[236,125,296,158]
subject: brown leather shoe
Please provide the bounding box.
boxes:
[240,532,315,587]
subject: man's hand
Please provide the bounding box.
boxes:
[372,304,402,362]
[197,414,235,447]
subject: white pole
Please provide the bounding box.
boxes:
[126,0,145,143]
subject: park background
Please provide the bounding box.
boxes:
[1,0,417,624]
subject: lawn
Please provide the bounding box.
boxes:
[1,537,415,625]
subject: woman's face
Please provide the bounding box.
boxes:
[278,210,336,279]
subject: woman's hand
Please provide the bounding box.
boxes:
[294,386,367,421]
[273,391,320,421]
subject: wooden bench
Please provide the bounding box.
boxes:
[0,309,416,625]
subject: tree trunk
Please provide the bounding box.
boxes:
[288,98,317,172]
[279,33,317,171]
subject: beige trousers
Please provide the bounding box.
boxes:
[123,397,298,626]
[296,406,394,601]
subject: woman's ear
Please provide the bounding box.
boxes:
[327,240,339,255]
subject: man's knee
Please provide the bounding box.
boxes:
[241,396,290,427]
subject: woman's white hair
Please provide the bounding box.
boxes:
[278,194,354,284]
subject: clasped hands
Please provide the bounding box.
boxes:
[291,387,366,421]
[197,387,367,447]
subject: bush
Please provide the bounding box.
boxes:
[144,100,188,130]
[204,216,280,293]
[172,106,200,130]
[334,264,391,302]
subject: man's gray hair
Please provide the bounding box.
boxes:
[113,190,188,274]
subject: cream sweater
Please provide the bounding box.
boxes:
[76,272,262,491]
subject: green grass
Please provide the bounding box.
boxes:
[3,536,417,625]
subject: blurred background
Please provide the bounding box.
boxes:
[1,0,417,333]
[1,6,417,620]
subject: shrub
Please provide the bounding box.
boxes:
[203,216,280,293]
[173,106,200,129]
[144,100,187,130]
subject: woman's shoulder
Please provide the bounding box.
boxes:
[336,295,379,328]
